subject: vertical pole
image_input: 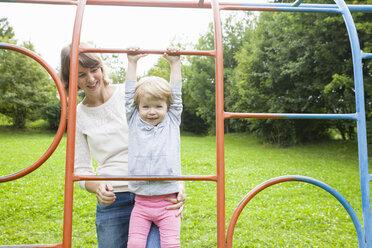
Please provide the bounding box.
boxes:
[211,0,226,247]
[62,0,86,247]
[335,0,372,247]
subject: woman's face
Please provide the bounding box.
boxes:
[77,64,104,94]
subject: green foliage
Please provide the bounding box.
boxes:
[147,57,171,80]
[174,2,371,144]
[0,130,364,247]
[181,108,209,135]
[102,54,126,84]
[0,113,11,126]
[183,13,254,134]
[0,18,14,43]
[41,101,62,130]
[231,8,372,145]
[0,19,58,129]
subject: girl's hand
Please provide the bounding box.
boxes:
[127,47,147,63]
[96,182,116,205]
[126,47,146,81]
[163,47,180,64]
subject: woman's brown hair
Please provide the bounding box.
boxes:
[60,42,111,91]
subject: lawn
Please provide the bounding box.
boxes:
[0,128,367,247]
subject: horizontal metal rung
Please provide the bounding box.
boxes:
[74,174,218,181]
[220,5,342,13]
[0,0,76,5]
[80,47,215,57]
[86,0,209,8]
[219,3,372,13]
[0,244,62,248]
[2,1,372,14]
[224,112,358,120]
[362,52,372,59]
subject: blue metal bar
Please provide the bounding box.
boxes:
[237,3,372,13]
[264,7,342,14]
[362,52,372,60]
[230,175,365,248]
[289,176,365,248]
[335,0,372,247]
[263,113,358,119]
[224,112,358,120]
[220,5,342,13]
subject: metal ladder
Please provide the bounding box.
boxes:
[0,0,371,247]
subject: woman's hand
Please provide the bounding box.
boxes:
[165,182,186,217]
[96,182,116,206]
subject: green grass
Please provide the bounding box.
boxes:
[0,129,368,247]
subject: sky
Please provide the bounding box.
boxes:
[0,1,265,75]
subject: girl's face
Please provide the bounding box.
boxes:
[139,96,168,126]
[77,64,104,94]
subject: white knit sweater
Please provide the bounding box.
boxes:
[74,84,129,192]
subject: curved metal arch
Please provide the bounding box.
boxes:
[0,43,67,183]
[226,175,364,248]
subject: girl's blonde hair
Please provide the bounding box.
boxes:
[134,76,173,108]
[60,42,111,91]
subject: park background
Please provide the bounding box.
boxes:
[1,0,372,247]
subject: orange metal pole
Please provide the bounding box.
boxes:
[1,0,77,4]
[62,0,86,247]
[74,175,218,181]
[0,244,63,248]
[86,0,210,8]
[211,0,226,247]
[80,47,215,57]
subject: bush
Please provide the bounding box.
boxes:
[42,101,62,130]
[181,109,209,135]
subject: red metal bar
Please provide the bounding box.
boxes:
[0,0,77,5]
[86,0,209,8]
[73,175,218,181]
[61,0,86,247]
[3,0,371,14]
[211,0,226,247]
[0,244,62,248]
[219,5,277,11]
[0,44,67,183]
[80,47,215,57]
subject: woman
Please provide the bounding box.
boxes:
[60,43,185,248]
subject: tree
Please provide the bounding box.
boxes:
[102,53,126,84]
[0,19,57,128]
[147,56,171,80]
[233,1,372,145]
[0,18,14,43]
[183,13,254,134]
